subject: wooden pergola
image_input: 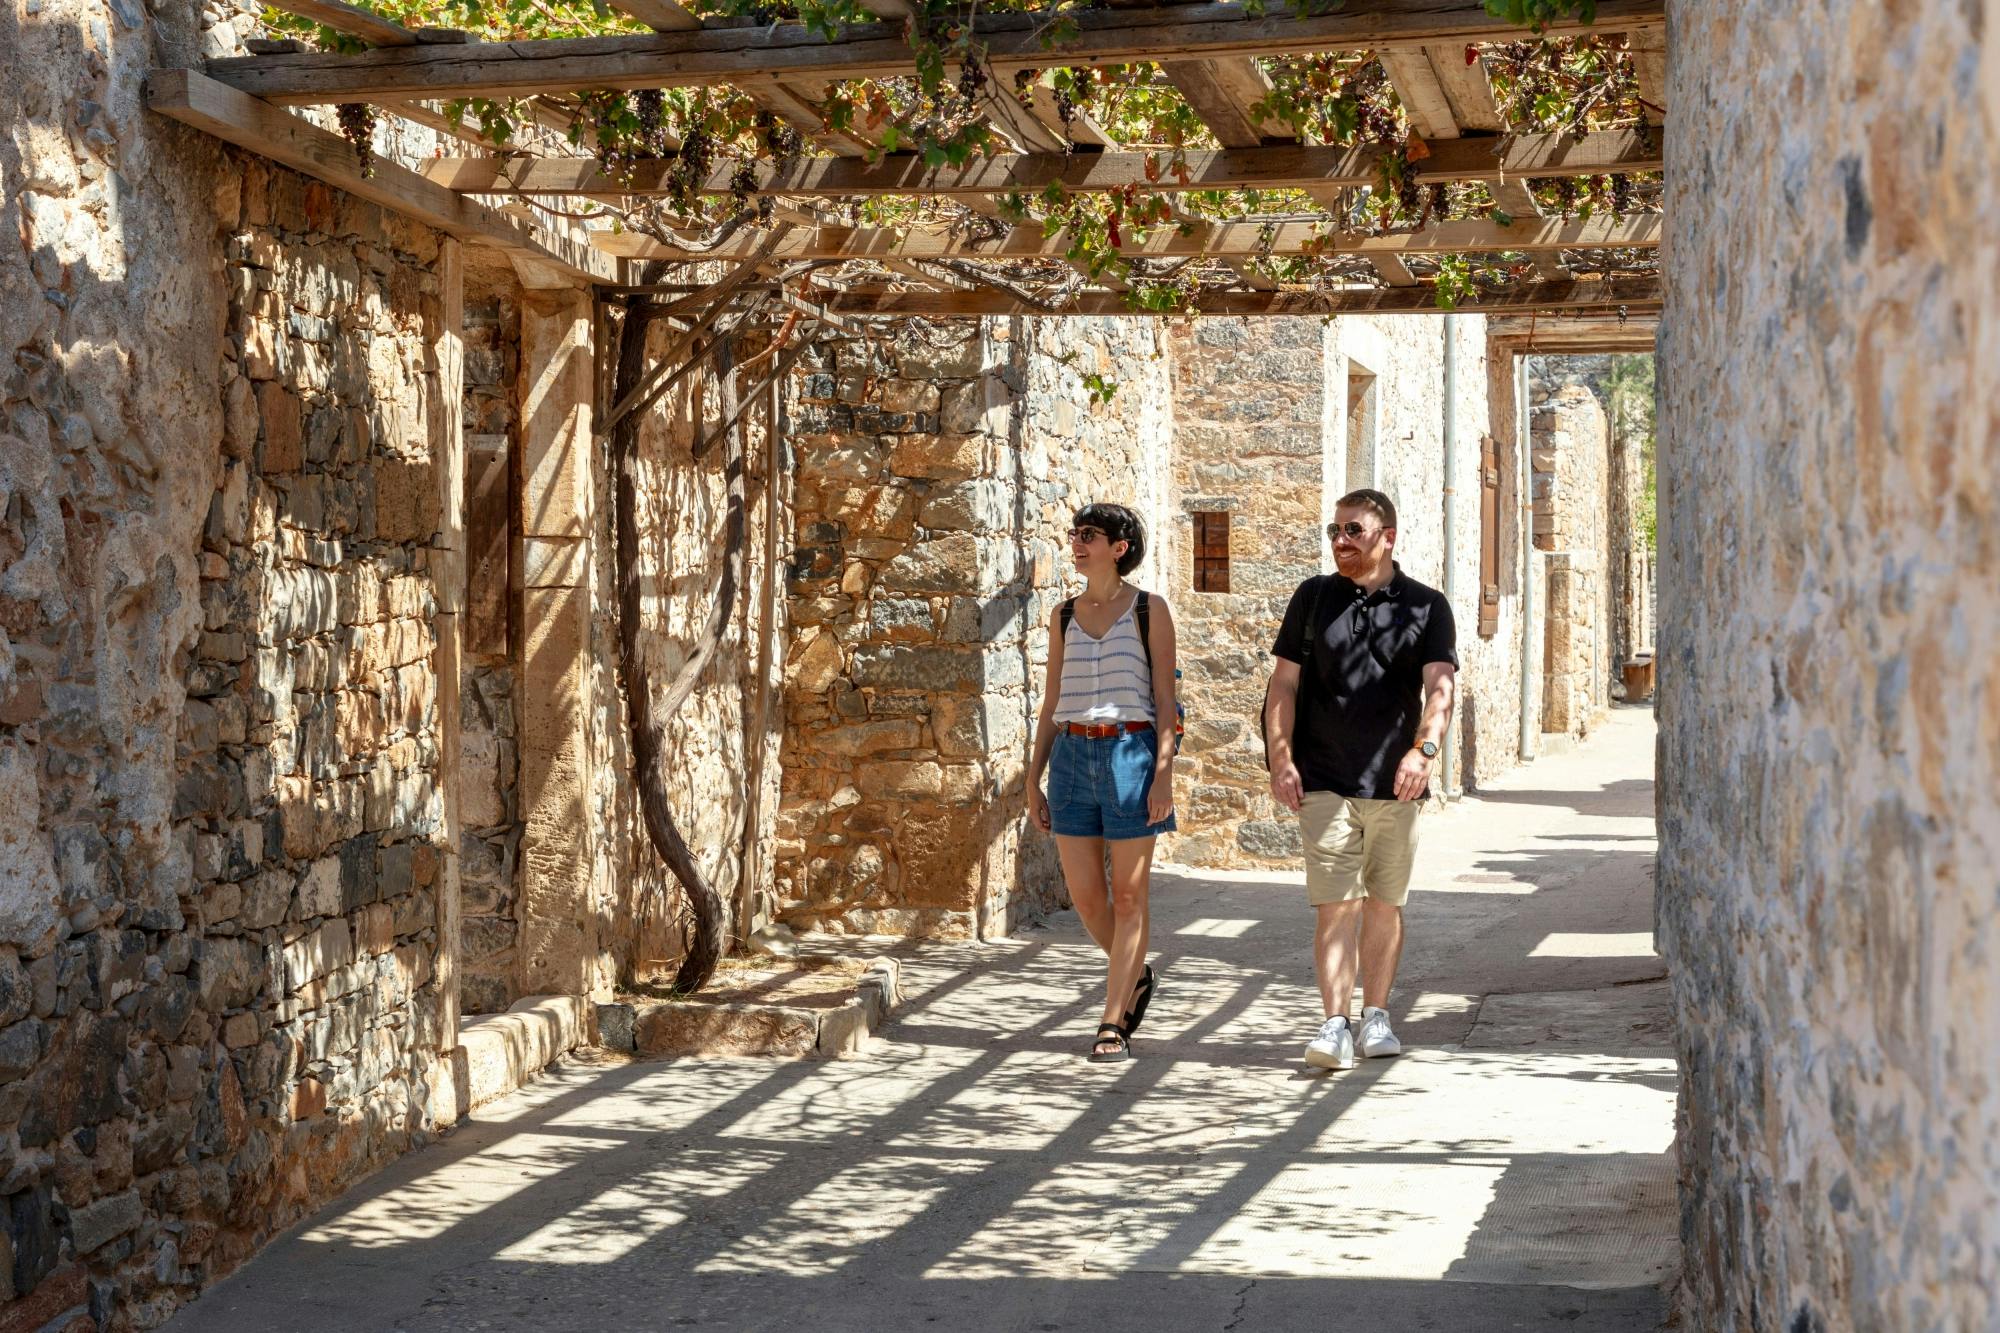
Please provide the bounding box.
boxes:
[149,0,1664,337]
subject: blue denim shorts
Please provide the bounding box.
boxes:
[1046,726,1177,841]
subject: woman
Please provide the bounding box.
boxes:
[1027,503,1177,1062]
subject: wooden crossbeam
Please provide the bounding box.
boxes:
[1423,43,1504,131]
[1628,30,1667,113]
[1024,83,1114,147]
[593,212,1661,261]
[425,130,1660,198]
[266,0,416,46]
[1489,313,1658,351]
[818,274,1660,317]
[206,1,1667,105]
[1162,56,1279,147]
[605,0,700,32]
[1379,49,1459,140]
[147,68,613,283]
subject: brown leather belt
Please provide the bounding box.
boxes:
[1064,720,1154,739]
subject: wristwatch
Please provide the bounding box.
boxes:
[1418,741,1439,759]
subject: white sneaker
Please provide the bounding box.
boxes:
[1359,1006,1402,1058]
[1304,1016,1356,1070]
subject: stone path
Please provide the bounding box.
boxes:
[170,707,1674,1332]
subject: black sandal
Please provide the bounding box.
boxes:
[1124,965,1157,1036]
[1088,1022,1132,1062]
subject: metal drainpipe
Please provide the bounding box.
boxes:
[1438,316,1457,799]
[1516,354,1536,760]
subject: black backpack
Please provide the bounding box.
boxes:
[1060,590,1183,741]
[1258,576,1332,770]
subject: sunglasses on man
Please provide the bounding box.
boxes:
[1327,521,1386,541]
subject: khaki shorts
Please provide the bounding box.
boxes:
[1299,791,1423,907]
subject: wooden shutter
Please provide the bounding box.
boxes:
[1192,511,1230,593]
[1478,433,1500,637]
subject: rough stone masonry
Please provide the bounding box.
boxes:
[1658,1,2000,1329]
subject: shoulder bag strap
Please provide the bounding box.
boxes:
[1134,589,1153,676]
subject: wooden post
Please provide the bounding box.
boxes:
[433,239,466,1050]
[513,260,602,1001]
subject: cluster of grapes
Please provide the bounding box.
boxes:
[667,123,716,214]
[958,59,989,109]
[1609,173,1634,212]
[336,103,379,178]
[1396,170,1422,218]
[1414,182,1450,227]
[1550,177,1580,216]
[757,112,803,168]
[729,162,759,211]
[633,88,671,158]
[1356,100,1400,148]
[1052,83,1077,132]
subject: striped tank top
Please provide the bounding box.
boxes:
[1055,597,1154,724]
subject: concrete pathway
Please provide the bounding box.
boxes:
[172,707,1674,1332]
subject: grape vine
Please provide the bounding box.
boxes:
[262,0,1656,310]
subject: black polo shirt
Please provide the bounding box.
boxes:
[1271,564,1458,800]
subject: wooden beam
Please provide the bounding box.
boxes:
[1378,49,1458,139]
[1163,56,1279,147]
[205,1,1668,105]
[605,0,700,32]
[1489,313,1658,352]
[1628,29,1667,114]
[266,0,416,47]
[1023,83,1114,146]
[974,82,1070,154]
[1369,254,1419,286]
[1489,179,1568,279]
[146,68,613,284]
[1423,42,1503,131]
[734,76,877,155]
[425,130,1662,198]
[593,212,1661,260]
[817,274,1661,317]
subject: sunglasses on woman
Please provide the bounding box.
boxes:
[1067,527,1110,545]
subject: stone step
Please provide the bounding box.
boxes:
[594,957,901,1059]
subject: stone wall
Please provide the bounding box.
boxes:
[1657,2,2000,1329]
[0,0,474,1311]
[1530,385,1611,737]
[1162,312,1513,867]
[1161,317,1327,867]
[773,317,1167,938]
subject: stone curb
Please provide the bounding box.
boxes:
[435,994,589,1120]
[593,958,901,1060]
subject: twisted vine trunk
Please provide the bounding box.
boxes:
[610,286,750,995]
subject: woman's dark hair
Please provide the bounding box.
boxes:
[1074,502,1146,576]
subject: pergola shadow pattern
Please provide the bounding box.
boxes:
[168,711,1675,1333]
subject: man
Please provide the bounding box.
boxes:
[1264,489,1458,1070]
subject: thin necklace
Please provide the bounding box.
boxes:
[1082,578,1125,609]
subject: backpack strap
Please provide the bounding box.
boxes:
[1134,589,1154,676]
[1299,576,1331,667]
[1059,596,1076,640]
